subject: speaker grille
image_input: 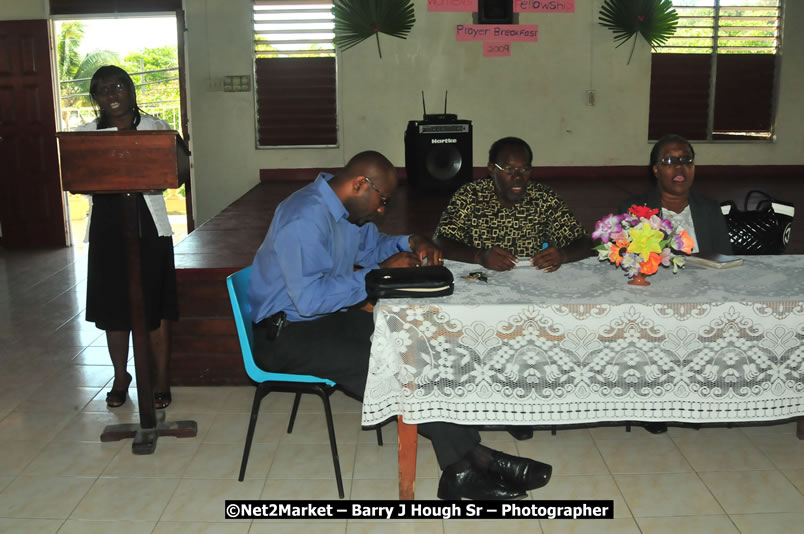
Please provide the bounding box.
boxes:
[426,146,463,181]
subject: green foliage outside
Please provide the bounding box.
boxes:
[657,2,780,54]
[56,21,182,133]
[56,21,186,200]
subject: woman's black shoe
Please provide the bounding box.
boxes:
[437,459,526,500]
[643,422,668,434]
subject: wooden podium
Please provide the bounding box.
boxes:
[57,130,197,454]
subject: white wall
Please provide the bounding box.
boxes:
[0,0,46,19]
[184,0,804,225]
[2,0,801,226]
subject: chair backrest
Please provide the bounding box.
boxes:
[226,266,334,386]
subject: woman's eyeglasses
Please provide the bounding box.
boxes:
[659,155,694,166]
[494,163,533,177]
[363,176,390,206]
[96,82,127,97]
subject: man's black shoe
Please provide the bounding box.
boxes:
[437,459,526,500]
[507,426,534,441]
[485,450,552,492]
[643,422,668,434]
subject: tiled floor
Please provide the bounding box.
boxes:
[1,245,803,534]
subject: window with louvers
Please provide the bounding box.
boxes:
[254,1,337,147]
[649,0,782,141]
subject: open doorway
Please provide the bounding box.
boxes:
[53,15,189,249]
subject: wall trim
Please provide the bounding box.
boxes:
[260,165,804,182]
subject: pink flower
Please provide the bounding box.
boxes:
[592,213,625,243]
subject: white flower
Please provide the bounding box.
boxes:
[391,330,412,349]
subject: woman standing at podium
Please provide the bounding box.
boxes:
[75,65,178,409]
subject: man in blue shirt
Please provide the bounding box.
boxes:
[249,150,552,500]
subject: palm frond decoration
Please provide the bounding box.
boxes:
[333,0,416,59]
[599,0,678,64]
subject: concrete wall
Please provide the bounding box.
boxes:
[0,0,47,19]
[184,0,804,225]
[2,0,802,225]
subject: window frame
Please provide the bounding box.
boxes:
[252,0,339,149]
[649,0,784,142]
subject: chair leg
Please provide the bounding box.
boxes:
[239,383,270,481]
[376,426,383,446]
[625,422,631,432]
[288,392,303,433]
[551,425,557,436]
[315,386,344,499]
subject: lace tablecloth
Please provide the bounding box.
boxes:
[362,256,804,426]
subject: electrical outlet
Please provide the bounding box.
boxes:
[224,75,251,92]
[586,90,596,106]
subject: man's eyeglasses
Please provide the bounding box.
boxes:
[659,155,694,166]
[494,163,533,177]
[96,82,127,97]
[363,176,390,206]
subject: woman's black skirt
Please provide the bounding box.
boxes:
[86,193,178,331]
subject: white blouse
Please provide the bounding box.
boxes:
[662,204,699,253]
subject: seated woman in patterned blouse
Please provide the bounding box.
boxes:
[433,136,594,272]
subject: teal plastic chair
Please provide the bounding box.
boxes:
[226,266,381,498]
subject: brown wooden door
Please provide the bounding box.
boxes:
[0,19,66,248]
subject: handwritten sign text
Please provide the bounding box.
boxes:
[456,24,538,42]
[483,42,512,57]
[514,0,575,13]
[428,0,478,12]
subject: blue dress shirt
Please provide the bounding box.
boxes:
[248,173,410,323]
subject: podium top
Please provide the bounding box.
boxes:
[57,130,190,194]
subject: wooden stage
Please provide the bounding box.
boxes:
[170,169,804,385]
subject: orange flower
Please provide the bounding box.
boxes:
[639,252,662,275]
[608,239,630,266]
[678,230,695,254]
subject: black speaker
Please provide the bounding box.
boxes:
[478,0,514,24]
[404,120,472,193]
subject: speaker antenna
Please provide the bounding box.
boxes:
[421,90,427,119]
[444,90,448,114]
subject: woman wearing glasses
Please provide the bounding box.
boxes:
[75,66,178,410]
[619,134,733,255]
[619,134,732,435]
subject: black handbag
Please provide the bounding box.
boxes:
[721,190,794,255]
[365,265,454,299]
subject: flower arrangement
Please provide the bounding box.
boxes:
[592,205,695,282]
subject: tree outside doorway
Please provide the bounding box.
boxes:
[54,17,187,248]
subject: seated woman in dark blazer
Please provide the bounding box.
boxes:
[620,134,733,255]
[620,134,733,434]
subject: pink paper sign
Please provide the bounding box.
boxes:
[484,42,512,57]
[514,0,575,13]
[428,0,478,12]
[456,25,538,42]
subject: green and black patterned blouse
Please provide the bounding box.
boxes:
[433,177,587,257]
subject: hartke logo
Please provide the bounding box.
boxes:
[431,138,457,144]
